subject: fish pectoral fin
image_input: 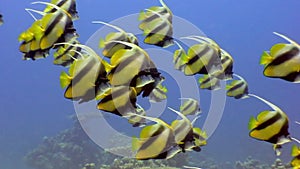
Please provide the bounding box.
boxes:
[260,51,273,65]
[60,71,71,88]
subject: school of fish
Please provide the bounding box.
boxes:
[12,0,300,167]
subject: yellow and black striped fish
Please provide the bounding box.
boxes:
[107,41,153,86]
[93,21,139,58]
[60,44,110,103]
[43,0,78,20]
[226,78,248,99]
[168,107,206,153]
[179,36,222,76]
[148,82,168,102]
[260,32,300,83]
[126,105,147,127]
[131,114,178,160]
[19,1,78,60]
[179,98,201,116]
[198,75,220,91]
[53,38,81,67]
[248,94,291,155]
[97,86,137,116]
[139,0,173,48]
[212,49,234,80]
[173,41,188,71]
[291,145,300,168]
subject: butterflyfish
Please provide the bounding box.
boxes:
[211,49,234,80]
[139,0,174,48]
[107,41,153,86]
[43,0,78,20]
[19,1,78,60]
[248,94,291,155]
[59,44,110,103]
[180,36,222,76]
[131,113,178,160]
[173,41,188,71]
[179,98,201,116]
[226,74,249,99]
[260,32,300,83]
[93,21,139,58]
[53,38,81,67]
[198,75,221,91]
[148,82,168,102]
[97,86,137,117]
[168,107,206,153]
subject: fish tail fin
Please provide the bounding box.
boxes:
[60,71,71,88]
[260,51,273,65]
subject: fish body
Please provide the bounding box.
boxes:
[198,75,220,90]
[139,0,174,47]
[183,43,222,76]
[226,79,249,99]
[248,110,290,145]
[260,32,300,83]
[60,53,109,103]
[53,39,81,66]
[211,49,234,80]
[180,98,201,116]
[97,86,137,116]
[108,46,152,86]
[132,115,177,160]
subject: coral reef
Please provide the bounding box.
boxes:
[24,119,117,169]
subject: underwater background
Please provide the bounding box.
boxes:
[0,0,300,168]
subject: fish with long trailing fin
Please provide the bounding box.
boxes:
[97,85,137,117]
[107,41,158,87]
[179,36,222,76]
[248,94,291,156]
[59,43,110,103]
[198,75,221,91]
[43,0,79,20]
[168,107,206,152]
[92,21,139,58]
[19,1,78,60]
[179,98,201,116]
[139,0,174,48]
[173,41,188,71]
[226,74,249,99]
[260,32,300,83]
[131,113,178,160]
[53,38,81,67]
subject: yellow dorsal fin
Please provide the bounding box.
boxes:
[292,145,300,157]
[270,43,287,56]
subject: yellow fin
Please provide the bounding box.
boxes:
[292,145,300,157]
[270,43,286,56]
[132,136,141,151]
[248,116,257,130]
[99,38,105,48]
[260,51,273,65]
[59,71,71,88]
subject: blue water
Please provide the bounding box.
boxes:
[0,0,300,168]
